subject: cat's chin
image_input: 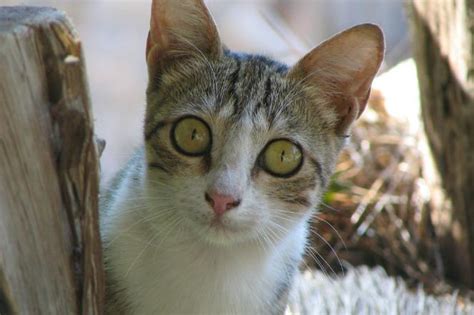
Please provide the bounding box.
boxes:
[204,228,245,247]
[202,233,252,247]
[190,220,255,247]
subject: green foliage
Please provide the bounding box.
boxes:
[322,172,350,204]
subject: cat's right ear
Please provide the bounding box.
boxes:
[146,0,222,76]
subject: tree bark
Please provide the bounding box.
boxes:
[410,0,474,288]
[0,6,104,314]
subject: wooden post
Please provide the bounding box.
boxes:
[0,7,104,314]
[410,0,474,288]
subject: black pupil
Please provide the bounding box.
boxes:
[191,128,197,140]
[280,150,285,162]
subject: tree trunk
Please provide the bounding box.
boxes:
[410,0,474,288]
[0,7,104,314]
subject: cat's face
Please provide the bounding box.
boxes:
[144,54,341,245]
[143,0,384,246]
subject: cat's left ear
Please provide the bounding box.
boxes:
[288,24,384,135]
[146,0,222,75]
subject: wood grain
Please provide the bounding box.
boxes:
[411,0,474,288]
[0,7,104,314]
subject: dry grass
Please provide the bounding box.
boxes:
[304,82,474,303]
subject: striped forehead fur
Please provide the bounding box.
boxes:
[144,50,345,198]
[146,51,339,139]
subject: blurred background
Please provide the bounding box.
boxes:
[1,0,410,184]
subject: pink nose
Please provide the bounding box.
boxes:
[205,191,241,216]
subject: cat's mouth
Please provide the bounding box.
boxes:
[181,208,258,245]
[190,215,252,246]
[208,216,240,233]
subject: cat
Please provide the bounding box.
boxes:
[100,0,384,314]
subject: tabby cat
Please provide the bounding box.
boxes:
[100,0,384,314]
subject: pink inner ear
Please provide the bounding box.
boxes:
[146,31,152,59]
[288,24,384,134]
[356,87,372,118]
[331,84,373,135]
[333,97,358,136]
[146,0,222,69]
[147,0,169,62]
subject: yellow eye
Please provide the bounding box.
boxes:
[171,116,211,156]
[261,139,303,177]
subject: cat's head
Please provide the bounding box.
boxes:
[143,0,384,246]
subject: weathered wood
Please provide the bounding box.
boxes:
[0,6,104,314]
[410,0,474,288]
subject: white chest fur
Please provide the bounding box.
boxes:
[103,187,308,315]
